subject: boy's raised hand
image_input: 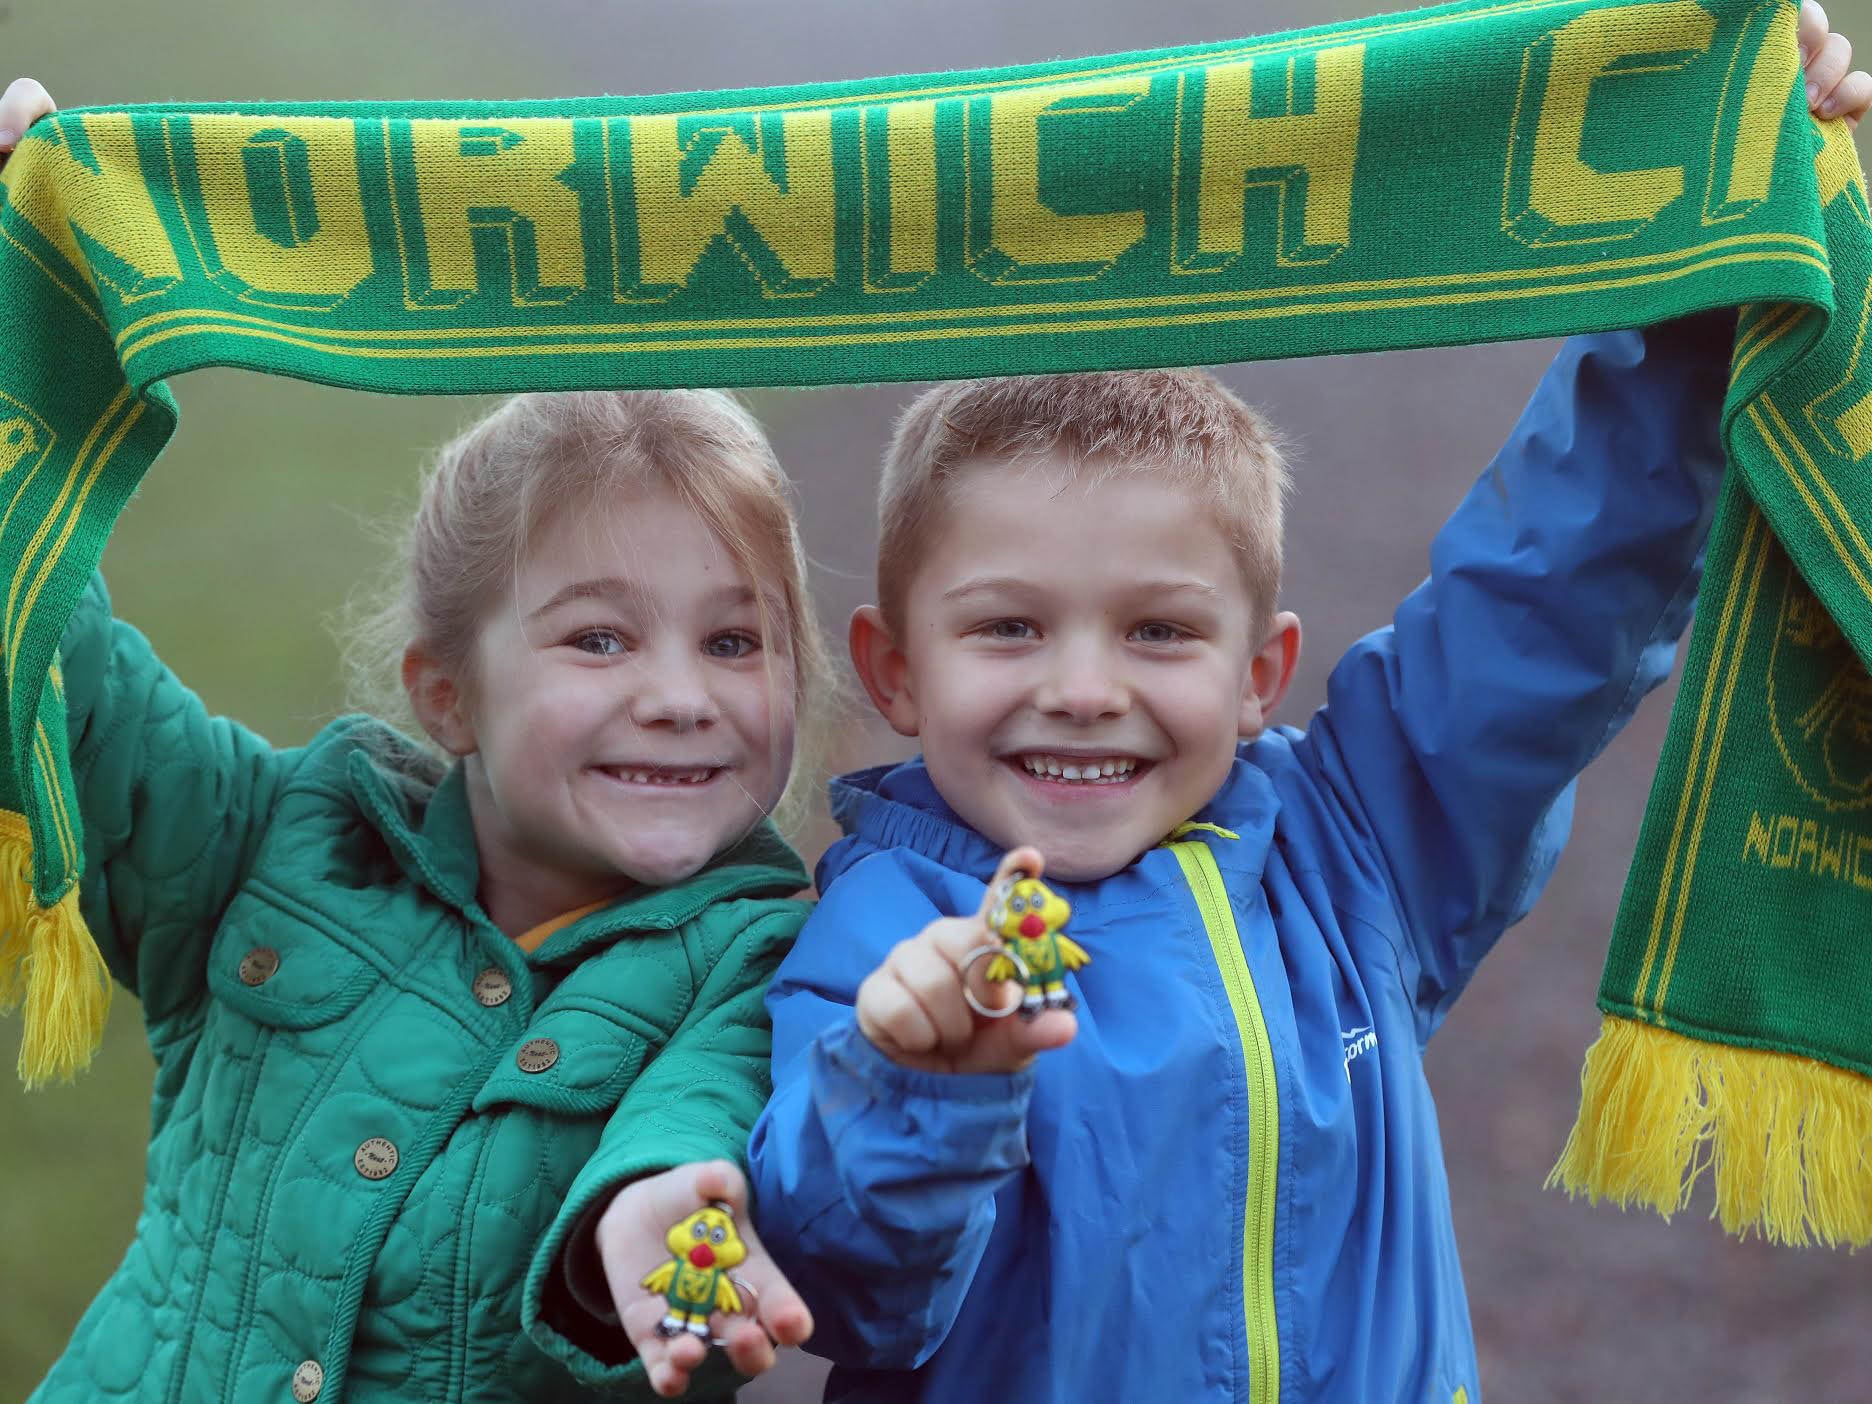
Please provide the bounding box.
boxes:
[0,78,56,168]
[857,846,1078,1075]
[1802,2,1872,126]
[595,1159,813,1399]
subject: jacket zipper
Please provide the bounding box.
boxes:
[1167,830,1281,1404]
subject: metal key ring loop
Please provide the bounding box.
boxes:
[707,1276,762,1349]
[960,943,1031,1020]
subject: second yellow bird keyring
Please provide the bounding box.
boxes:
[641,1200,762,1347]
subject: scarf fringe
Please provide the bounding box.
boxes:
[1548,1015,1872,1247]
[0,814,109,1088]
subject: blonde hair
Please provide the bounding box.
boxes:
[878,369,1290,630]
[345,388,836,836]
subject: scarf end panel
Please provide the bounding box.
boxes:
[0,811,109,1088]
[1548,1014,1872,1248]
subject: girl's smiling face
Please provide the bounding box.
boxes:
[419,480,795,924]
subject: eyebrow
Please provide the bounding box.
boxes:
[1128,580,1222,599]
[527,577,758,620]
[940,576,1221,604]
[940,576,1036,605]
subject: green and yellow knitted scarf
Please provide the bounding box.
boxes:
[1,0,1867,1242]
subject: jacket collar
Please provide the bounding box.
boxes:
[345,741,808,963]
[826,762,1007,882]
[821,750,1281,891]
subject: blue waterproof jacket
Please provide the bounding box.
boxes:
[748,318,1731,1403]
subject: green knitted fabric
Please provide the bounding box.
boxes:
[0,0,1867,1236]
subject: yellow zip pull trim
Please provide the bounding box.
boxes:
[0,809,110,1087]
[1167,834,1279,1404]
[1166,820,1239,842]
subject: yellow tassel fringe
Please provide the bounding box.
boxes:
[0,817,110,1087]
[1549,1014,1872,1247]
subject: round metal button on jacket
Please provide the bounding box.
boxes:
[354,1137,399,1181]
[471,967,512,1008]
[516,1037,560,1074]
[291,1359,323,1401]
[237,946,280,987]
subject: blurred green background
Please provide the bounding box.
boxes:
[5,1,1871,1400]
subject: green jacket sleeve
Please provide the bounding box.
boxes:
[60,573,300,1033]
[520,897,807,1394]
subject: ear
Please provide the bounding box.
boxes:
[402,641,478,756]
[848,604,922,738]
[1239,610,1302,741]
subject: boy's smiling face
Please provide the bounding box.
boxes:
[854,455,1299,882]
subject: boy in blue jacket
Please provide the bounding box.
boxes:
[745,21,1869,1403]
[754,329,1711,1404]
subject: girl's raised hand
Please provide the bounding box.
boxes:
[0,78,57,169]
[594,1159,813,1399]
[1800,2,1872,127]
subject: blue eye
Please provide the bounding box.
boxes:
[988,620,1034,640]
[1134,622,1182,644]
[705,631,759,659]
[572,629,626,656]
[692,1220,708,1239]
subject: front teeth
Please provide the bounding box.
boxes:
[1018,755,1138,784]
[614,767,716,785]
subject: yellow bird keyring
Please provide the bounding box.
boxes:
[641,1200,764,1348]
[961,848,1089,1022]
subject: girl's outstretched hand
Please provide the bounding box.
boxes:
[1801,2,1872,127]
[0,78,57,169]
[594,1159,813,1399]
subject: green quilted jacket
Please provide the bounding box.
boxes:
[30,576,811,1403]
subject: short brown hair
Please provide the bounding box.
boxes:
[877,369,1290,630]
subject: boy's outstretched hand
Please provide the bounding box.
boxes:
[1802,2,1872,126]
[858,847,1078,1075]
[595,1159,813,1399]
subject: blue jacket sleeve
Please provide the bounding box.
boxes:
[748,850,1034,1368]
[1297,314,1731,1038]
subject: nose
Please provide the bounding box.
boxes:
[1019,913,1045,937]
[1033,634,1129,723]
[627,648,721,731]
[689,1243,716,1268]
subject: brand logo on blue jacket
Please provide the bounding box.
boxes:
[1341,1025,1377,1079]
